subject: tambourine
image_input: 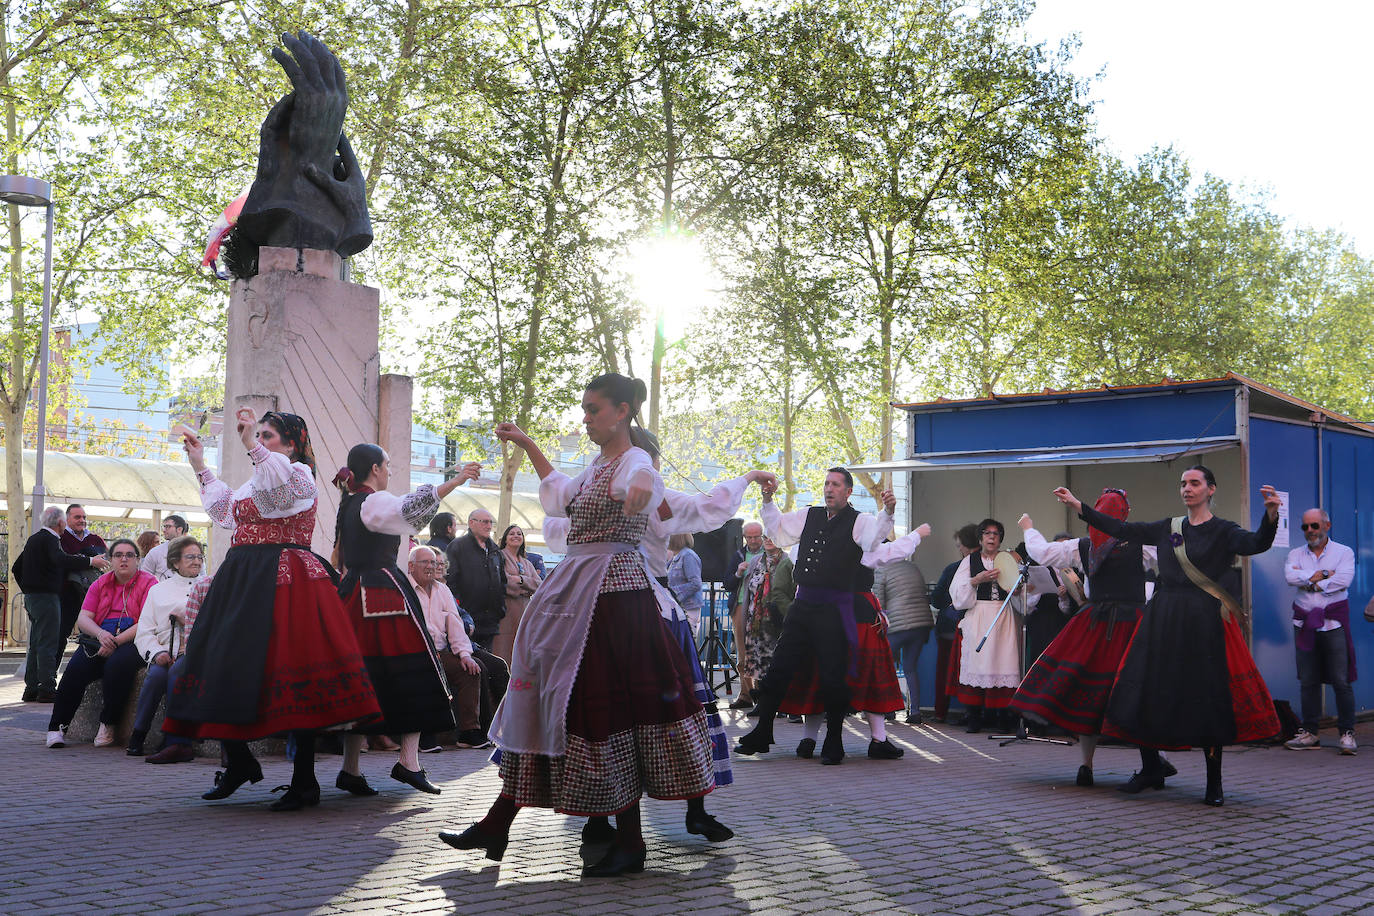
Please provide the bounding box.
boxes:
[993,550,1022,592]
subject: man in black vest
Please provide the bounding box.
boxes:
[735,467,896,765]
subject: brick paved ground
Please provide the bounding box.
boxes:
[2,669,1371,915]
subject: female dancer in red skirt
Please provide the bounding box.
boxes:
[166,408,382,810]
[1012,490,1177,788]
[439,373,715,877]
[1053,467,1282,806]
[333,443,482,796]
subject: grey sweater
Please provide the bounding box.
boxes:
[874,558,932,633]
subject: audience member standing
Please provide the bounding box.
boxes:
[929,524,978,722]
[141,515,189,580]
[724,521,764,709]
[14,507,110,702]
[667,533,705,633]
[446,509,507,650]
[875,548,932,723]
[1284,508,1358,755]
[57,504,107,671]
[426,512,457,554]
[494,525,541,664]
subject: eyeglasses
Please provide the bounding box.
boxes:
[1301,522,1324,531]
[111,552,138,560]
[413,560,437,567]
[182,554,204,562]
[474,519,494,525]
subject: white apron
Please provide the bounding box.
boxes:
[958,598,1023,688]
[488,541,634,756]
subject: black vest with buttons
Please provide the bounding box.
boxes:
[1077,538,1147,604]
[793,505,864,591]
[967,552,1004,602]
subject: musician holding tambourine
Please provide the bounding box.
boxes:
[948,518,1032,734]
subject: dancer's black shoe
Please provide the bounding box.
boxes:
[964,710,984,734]
[728,696,753,710]
[391,762,441,794]
[734,733,772,756]
[335,770,378,796]
[1203,781,1224,806]
[795,738,816,759]
[1117,768,1166,794]
[439,824,508,861]
[1075,765,1094,787]
[1160,758,1178,778]
[202,759,264,800]
[867,739,904,759]
[269,782,321,811]
[583,845,646,877]
[685,812,734,842]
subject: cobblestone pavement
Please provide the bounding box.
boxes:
[2,671,1371,915]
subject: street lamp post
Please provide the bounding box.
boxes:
[0,175,55,535]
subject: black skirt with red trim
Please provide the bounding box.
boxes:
[1010,600,1142,734]
[1103,588,1280,748]
[339,569,456,735]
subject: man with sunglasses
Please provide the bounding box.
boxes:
[1284,508,1357,755]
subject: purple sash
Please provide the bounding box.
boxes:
[795,585,858,676]
[1293,599,1357,683]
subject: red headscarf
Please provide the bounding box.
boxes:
[1087,488,1129,574]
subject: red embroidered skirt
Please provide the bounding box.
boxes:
[165,548,380,740]
[498,587,715,815]
[1010,601,1141,734]
[946,630,1016,710]
[780,622,905,715]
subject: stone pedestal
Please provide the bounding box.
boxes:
[215,247,411,564]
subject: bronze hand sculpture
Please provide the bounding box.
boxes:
[235,31,372,263]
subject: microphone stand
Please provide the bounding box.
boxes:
[987,561,1071,746]
[698,581,738,696]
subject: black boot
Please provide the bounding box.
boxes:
[126,729,148,757]
[820,708,845,765]
[964,708,984,734]
[1203,746,1224,807]
[734,694,778,755]
[271,732,322,811]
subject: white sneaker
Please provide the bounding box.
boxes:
[93,723,116,747]
[1340,731,1357,756]
[1285,729,1321,750]
[46,729,66,748]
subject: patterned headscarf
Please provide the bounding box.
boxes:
[262,410,316,474]
[1087,488,1129,574]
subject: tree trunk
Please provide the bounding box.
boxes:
[647,9,674,436]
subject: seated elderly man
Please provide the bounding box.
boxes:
[408,546,488,750]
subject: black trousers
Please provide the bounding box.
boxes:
[49,642,146,729]
[471,646,509,733]
[751,599,851,725]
